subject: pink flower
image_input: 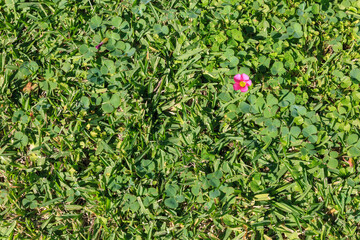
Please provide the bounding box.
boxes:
[95,38,109,50]
[95,42,104,50]
[233,73,252,92]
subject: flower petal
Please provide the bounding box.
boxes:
[95,42,104,50]
[233,83,241,91]
[240,86,248,92]
[241,73,249,81]
[245,80,252,86]
[234,74,241,82]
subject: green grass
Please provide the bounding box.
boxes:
[1,0,360,239]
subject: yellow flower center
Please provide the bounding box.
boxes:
[239,81,246,87]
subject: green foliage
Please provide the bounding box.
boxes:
[1,0,360,239]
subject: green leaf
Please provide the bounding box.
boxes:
[191,184,201,196]
[12,110,24,122]
[79,45,88,54]
[348,147,360,157]
[302,125,317,137]
[250,180,260,192]
[80,96,90,108]
[165,185,177,197]
[350,68,360,83]
[292,22,303,38]
[220,186,234,195]
[126,48,136,57]
[228,56,239,67]
[259,55,271,69]
[209,189,220,199]
[312,4,320,14]
[290,105,307,117]
[230,29,244,42]
[328,158,338,169]
[154,24,162,34]
[111,16,123,28]
[209,178,220,187]
[226,111,236,119]
[130,202,140,212]
[308,135,318,143]
[104,60,116,74]
[164,197,178,209]
[254,193,271,201]
[222,214,235,226]
[65,205,83,210]
[214,170,223,179]
[62,62,71,72]
[4,221,16,236]
[19,62,32,75]
[101,93,110,102]
[13,132,28,148]
[271,62,286,75]
[119,21,130,31]
[161,26,169,35]
[226,104,237,112]
[176,48,203,60]
[100,66,108,75]
[108,32,120,41]
[333,70,344,78]
[347,134,359,145]
[29,61,39,72]
[116,41,126,50]
[279,92,296,107]
[110,93,121,108]
[284,51,296,70]
[224,49,234,59]
[175,195,185,203]
[267,94,278,106]
[290,126,301,137]
[20,115,28,124]
[102,103,114,113]
[219,92,231,102]
[90,16,102,29]
[238,67,250,76]
[239,102,251,113]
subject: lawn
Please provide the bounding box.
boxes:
[1,0,360,239]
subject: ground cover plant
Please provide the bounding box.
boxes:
[1,0,360,239]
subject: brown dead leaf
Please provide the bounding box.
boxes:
[23,82,33,93]
[23,82,37,93]
[342,156,354,167]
